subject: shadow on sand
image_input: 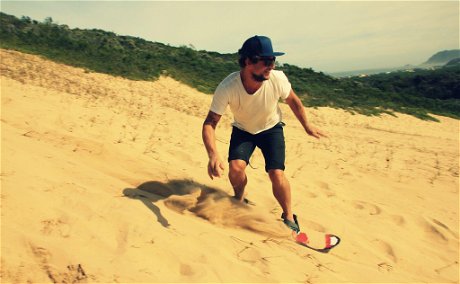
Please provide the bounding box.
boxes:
[122,179,228,228]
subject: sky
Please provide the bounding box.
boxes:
[1,1,459,73]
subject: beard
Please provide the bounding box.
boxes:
[251,72,268,82]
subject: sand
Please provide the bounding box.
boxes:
[1,48,458,283]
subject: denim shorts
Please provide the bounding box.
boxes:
[228,122,286,172]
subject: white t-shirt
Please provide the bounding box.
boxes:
[210,70,292,134]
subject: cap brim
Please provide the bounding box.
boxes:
[260,52,285,57]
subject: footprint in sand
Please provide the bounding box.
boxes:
[115,223,130,254]
[179,262,206,278]
[351,200,381,215]
[432,218,459,239]
[418,217,452,244]
[372,239,397,263]
[390,215,405,226]
[63,264,90,283]
[236,246,262,263]
[315,181,336,198]
[179,263,195,276]
[41,218,71,238]
[31,244,52,263]
[377,262,393,272]
[233,243,271,275]
[304,191,318,198]
[30,244,93,282]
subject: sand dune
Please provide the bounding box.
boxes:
[1,49,458,283]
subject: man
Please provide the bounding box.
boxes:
[202,35,327,233]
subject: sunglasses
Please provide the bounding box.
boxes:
[252,56,276,67]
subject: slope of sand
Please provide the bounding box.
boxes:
[1,49,458,283]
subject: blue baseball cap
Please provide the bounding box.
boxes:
[238,35,285,57]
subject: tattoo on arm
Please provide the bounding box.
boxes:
[203,111,221,129]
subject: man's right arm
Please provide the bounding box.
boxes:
[202,111,225,179]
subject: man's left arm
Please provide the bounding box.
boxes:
[284,89,328,139]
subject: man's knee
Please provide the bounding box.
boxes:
[268,169,285,184]
[229,160,247,176]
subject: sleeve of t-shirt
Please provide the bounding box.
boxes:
[209,83,229,115]
[276,71,292,100]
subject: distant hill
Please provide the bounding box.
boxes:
[0,12,459,120]
[332,50,460,78]
[329,66,416,78]
[445,58,460,67]
[424,49,460,66]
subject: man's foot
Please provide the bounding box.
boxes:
[281,213,300,233]
[232,196,256,206]
[232,195,245,202]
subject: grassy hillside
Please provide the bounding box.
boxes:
[356,67,459,101]
[1,12,459,120]
[0,13,238,94]
[424,49,460,65]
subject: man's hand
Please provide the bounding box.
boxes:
[207,156,225,179]
[285,90,329,140]
[202,111,224,179]
[305,123,328,139]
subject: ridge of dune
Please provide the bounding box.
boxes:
[1,48,459,283]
